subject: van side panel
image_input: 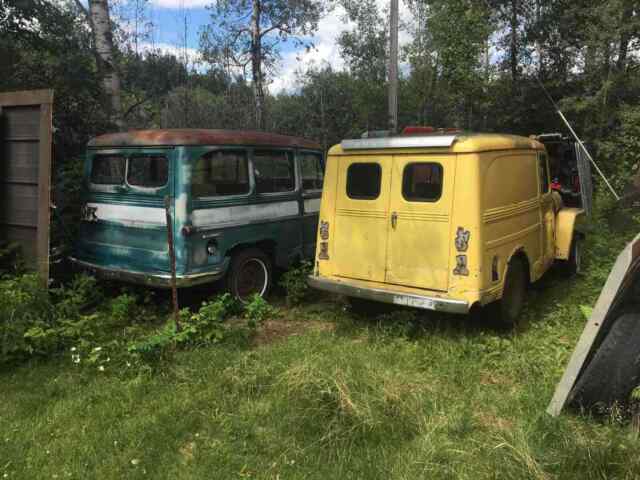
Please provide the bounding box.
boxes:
[480,151,542,299]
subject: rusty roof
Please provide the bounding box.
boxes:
[88,129,321,150]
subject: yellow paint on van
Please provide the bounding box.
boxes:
[313,133,583,313]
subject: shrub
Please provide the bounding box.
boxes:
[244,294,276,326]
[280,260,313,306]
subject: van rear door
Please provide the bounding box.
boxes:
[332,156,392,282]
[385,155,455,292]
[78,149,172,273]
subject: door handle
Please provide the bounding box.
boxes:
[391,211,398,229]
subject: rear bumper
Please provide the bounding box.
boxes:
[308,276,469,314]
[69,257,225,289]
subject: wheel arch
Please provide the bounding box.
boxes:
[505,247,532,285]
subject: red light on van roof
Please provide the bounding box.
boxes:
[402,126,435,135]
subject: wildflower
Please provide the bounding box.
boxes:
[131,459,140,466]
[71,354,80,364]
[92,347,102,352]
[98,366,105,372]
[70,347,77,352]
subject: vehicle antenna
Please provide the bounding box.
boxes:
[535,77,620,200]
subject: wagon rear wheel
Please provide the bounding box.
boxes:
[494,257,527,328]
[227,248,272,302]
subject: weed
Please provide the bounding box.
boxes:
[244,294,276,327]
[279,260,312,306]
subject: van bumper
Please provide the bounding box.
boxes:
[69,257,225,289]
[308,276,469,314]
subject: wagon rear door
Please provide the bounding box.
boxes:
[78,149,173,273]
[384,155,456,292]
[332,156,392,283]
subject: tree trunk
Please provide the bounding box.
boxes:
[510,0,518,86]
[251,0,265,130]
[89,0,123,130]
[616,0,633,72]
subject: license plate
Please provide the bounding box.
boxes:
[393,295,435,310]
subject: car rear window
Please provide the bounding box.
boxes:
[300,152,324,191]
[91,155,125,185]
[346,163,381,200]
[402,163,442,202]
[127,155,168,188]
[254,150,295,194]
[192,150,249,197]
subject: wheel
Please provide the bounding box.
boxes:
[226,248,272,302]
[562,235,582,276]
[496,257,527,327]
[570,313,640,410]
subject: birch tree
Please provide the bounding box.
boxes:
[74,0,123,129]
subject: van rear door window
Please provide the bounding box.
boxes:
[254,150,295,193]
[300,152,324,191]
[402,163,442,202]
[192,150,249,197]
[127,155,168,188]
[91,155,125,185]
[346,163,381,199]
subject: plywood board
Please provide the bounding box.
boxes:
[0,89,53,282]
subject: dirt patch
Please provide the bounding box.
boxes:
[253,319,334,347]
[475,412,514,432]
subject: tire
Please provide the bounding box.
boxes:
[496,257,527,328]
[563,236,582,276]
[570,313,640,410]
[226,248,272,302]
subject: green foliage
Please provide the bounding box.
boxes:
[279,261,313,306]
[243,294,276,327]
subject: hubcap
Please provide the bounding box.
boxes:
[235,258,268,301]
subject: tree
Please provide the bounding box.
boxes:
[73,0,123,129]
[201,0,325,130]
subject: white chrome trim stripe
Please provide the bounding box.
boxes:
[87,202,166,226]
[192,200,299,227]
[304,198,321,213]
[341,135,457,150]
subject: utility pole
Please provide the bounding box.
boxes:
[388,0,399,134]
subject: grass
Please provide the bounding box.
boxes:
[2,210,640,479]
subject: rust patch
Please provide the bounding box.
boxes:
[88,129,321,150]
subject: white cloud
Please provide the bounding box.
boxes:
[269,1,411,93]
[150,0,210,8]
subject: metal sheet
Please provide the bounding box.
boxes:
[0,89,53,283]
[575,143,593,217]
[547,233,640,416]
[341,135,457,150]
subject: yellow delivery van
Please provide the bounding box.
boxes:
[308,131,584,325]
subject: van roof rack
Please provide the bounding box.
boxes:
[342,133,458,150]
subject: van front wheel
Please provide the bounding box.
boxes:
[227,248,272,302]
[496,257,527,328]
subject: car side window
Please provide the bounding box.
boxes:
[538,153,550,194]
[127,155,168,188]
[192,150,249,197]
[300,152,324,191]
[91,155,125,185]
[402,163,442,202]
[254,150,295,194]
[346,163,381,200]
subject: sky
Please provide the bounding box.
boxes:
[113,0,412,93]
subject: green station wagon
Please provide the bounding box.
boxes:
[70,129,324,300]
